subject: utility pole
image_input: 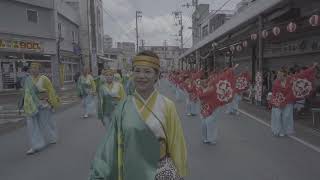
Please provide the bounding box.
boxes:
[163,40,167,60]
[173,11,183,54]
[136,11,142,53]
[141,39,145,50]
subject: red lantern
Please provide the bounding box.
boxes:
[287,22,297,32]
[309,15,320,27]
[262,30,269,39]
[251,33,258,41]
[230,45,235,52]
[272,26,281,36]
[242,40,248,48]
[236,45,243,52]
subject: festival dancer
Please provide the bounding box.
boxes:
[89,50,188,180]
[22,63,60,155]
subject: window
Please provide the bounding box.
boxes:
[27,9,38,23]
[202,25,209,38]
[72,31,76,42]
[64,64,73,82]
[110,55,117,59]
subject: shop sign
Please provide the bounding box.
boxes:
[0,38,42,51]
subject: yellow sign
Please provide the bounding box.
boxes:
[0,39,41,51]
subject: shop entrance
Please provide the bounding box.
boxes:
[1,61,16,90]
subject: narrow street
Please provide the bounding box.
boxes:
[1,81,320,180]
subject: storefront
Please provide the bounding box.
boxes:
[0,38,53,91]
[59,51,81,85]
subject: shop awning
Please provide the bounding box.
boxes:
[98,56,113,62]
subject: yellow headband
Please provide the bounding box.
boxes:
[133,55,160,70]
[30,62,41,69]
[102,69,115,75]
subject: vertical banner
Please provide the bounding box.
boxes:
[255,71,263,102]
[59,64,65,87]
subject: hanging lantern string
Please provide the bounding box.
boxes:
[182,13,319,59]
[217,41,242,51]
[216,16,307,51]
[251,13,318,34]
[199,50,212,59]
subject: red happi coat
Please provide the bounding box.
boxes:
[176,76,184,89]
[199,86,216,118]
[270,80,288,108]
[188,71,204,102]
[287,67,316,102]
[211,68,236,107]
[271,66,316,108]
[181,81,190,93]
[190,83,202,102]
[199,68,237,117]
[235,71,251,93]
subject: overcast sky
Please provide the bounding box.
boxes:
[102,0,242,48]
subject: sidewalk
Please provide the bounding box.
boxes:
[0,83,76,106]
[0,84,79,135]
[239,101,320,149]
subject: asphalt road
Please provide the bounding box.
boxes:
[0,80,319,180]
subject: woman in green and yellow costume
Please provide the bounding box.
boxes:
[77,67,96,118]
[97,68,126,127]
[22,63,60,155]
[89,51,188,180]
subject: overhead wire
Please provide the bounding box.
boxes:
[182,0,236,48]
[101,3,136,41]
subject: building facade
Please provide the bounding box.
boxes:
[140,45,181,71]
[235,0,256,14]
[104,48,132,73]
[0,0,81,91]
[103,34,113,49]
[192,4,210,45]
[192,4,234,45]
[179,0,320,127]
[117,42,135,54]
[70,0,104,76]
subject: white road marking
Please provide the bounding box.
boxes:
[239,109,320,153]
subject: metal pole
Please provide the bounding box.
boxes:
[180,13,184,52]
[136,11,139,53]
[258,16,263,72]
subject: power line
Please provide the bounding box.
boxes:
[211,0,234,16]
[182,0,236,48]
[182,31,193,47]
[101,4,135,41]
[140,16,145,41]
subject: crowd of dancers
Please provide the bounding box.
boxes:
[18,49,317,179]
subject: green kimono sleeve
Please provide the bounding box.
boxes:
[23,76,40,116]
[89,113,119,180]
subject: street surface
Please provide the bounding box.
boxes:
[0,80,320,180]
